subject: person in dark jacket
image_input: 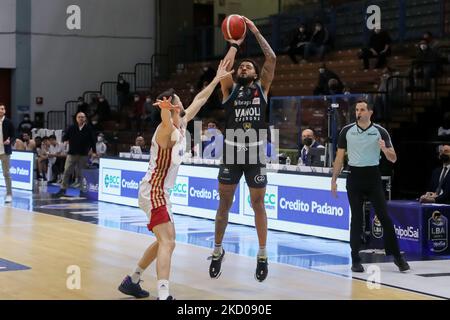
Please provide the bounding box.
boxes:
[359,28,392,70]
[55,111,96,197]
[304,21,330,61]
[420,144,450,204]
[313,63,344,95]
[287,24,310,64]
[0,103,15,203]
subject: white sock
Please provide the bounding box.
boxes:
[258,247,267,258]
[213,243,223,256]
[158,279,170,300]
[131,266,144,284]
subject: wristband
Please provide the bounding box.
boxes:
[231,43,240,51]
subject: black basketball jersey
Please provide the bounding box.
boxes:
[222,81,269,165]
[223,81,269,143]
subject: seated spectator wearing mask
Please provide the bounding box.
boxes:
[420,144,450,204]
[313,63,343,95]
[90,133,107,168]
[298,129,324,165]
[202,121,223,160]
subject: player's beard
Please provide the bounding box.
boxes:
[237,75,254,86]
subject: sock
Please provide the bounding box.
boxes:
[257,247,267,258]
[157,279,170,300]
[213,243,222,256]
[130,266,144,284]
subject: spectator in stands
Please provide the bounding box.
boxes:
[37,136,50,181]
[409,39,440,91]
[55,111,96,197]
[359,27,391,70]
[419,144,450,204]
[14,132,36,151]
[134,135,150,154]
[47,134,66,183]
[92,95,111,128]
[202,120,223,160]
[17,114,34,135]
[423,31,440,50]
[313,63,343,95]
[287,24,310,64]
[117,76,130,110]
[298,129,325,166]
[304,21,330,61]
[90,133,107,168]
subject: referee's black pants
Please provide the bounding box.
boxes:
[346,166,401,263]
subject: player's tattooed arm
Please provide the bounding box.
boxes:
[242,16,276,95]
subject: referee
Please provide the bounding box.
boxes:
[331,100,410,272]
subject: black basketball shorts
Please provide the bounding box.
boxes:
[218,163,267,188]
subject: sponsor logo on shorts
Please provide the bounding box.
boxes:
[254,174,266,184]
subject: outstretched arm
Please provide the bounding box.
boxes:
[185,60,234,122]
[221,35,245,100]
[243,16,276,96]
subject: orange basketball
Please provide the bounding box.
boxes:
[221,15,247,41]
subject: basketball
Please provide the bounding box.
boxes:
[221,15,247,41]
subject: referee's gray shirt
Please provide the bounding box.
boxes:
[338,122,392,167]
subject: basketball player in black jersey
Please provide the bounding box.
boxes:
[209,16,276,282]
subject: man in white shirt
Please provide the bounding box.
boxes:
[0,103,15,203]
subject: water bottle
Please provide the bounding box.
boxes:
[286,156,291,166]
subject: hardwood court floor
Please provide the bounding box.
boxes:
[0,206,436,300]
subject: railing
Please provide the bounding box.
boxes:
[65,100,79,128]
[135,63,152,91]
[82,91,101,104]
[46,111,66,130]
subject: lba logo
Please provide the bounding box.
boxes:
[169,176,189,206]
[102,168,121,195]
[243,184,278,219]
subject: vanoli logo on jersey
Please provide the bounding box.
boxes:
[234,105,261,122]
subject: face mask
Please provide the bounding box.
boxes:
[303,138,313,146]
[420,44,427,51]
[440,154,450,162]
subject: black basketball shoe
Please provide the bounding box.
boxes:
[255,256,268,282]
[209,249,225,279]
